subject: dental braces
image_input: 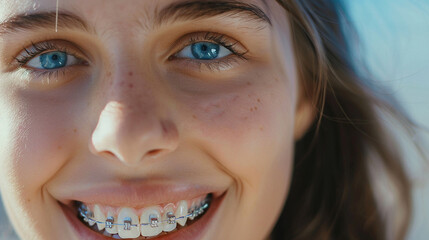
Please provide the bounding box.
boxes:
[78,202,209,230]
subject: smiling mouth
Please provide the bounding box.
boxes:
[74,194,213,239]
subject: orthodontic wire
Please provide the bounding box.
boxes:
[79,202,210,228]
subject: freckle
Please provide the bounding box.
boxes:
[107,71,112,77]
[57,146,62,150]
[255,106,258,110]
[73,129,77,133]
[250,108,254,112]
[257,98,261,103]
[247,82,252,86]
[26,198,31,203]
[128,83,134,88]
[260,127,264,131]
[128,71,133,76]
[192,115,197,119]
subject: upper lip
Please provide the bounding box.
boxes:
[57,180,225,209]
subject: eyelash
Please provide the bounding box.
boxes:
[15,41,85,79]
[15,32,248,76]
[17,42,61,65]
[172,32,249,71]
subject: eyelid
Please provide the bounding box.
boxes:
[15,40,90,68]
[170,31,248,60]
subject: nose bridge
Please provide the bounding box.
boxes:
[90,62,179,166]
[107,48,160,109]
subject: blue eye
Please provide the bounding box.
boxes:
[176,42,232,60]
[26,51,79,70]
[192,42,219,60]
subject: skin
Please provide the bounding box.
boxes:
[0,0,314,239]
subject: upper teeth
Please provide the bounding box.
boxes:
[78,196,210,239]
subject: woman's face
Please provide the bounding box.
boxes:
[0,0,313,239]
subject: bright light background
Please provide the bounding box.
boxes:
[348,0,429,127]
[0,1,428,239]
[348,0,429,239]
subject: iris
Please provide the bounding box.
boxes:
[191,42,220,60]
[39,52,68,69]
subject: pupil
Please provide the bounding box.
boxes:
[40,52,67,69]
[191,42,220,60]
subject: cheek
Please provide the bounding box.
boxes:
[0,93,79,197]
[185,75,296,182]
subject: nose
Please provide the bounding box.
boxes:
[90,99,179,166]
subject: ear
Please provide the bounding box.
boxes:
[293,93,316,140]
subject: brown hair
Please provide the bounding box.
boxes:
[271,0,412,239]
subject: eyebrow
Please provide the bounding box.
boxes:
[0,0,271,36]
[0,11,89,35]
[156,0,271,26]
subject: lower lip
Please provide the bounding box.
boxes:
[61,193,225,240]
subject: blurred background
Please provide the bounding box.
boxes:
[347,1,429,239]
[1,0,428,239]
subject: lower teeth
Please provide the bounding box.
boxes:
[77,195,212,239]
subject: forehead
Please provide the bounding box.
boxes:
[0,0,271,23]
[0,0,278,40]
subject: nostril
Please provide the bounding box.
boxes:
[98,151,118,161]
[146,149,162,157]
[105,151,116,157]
